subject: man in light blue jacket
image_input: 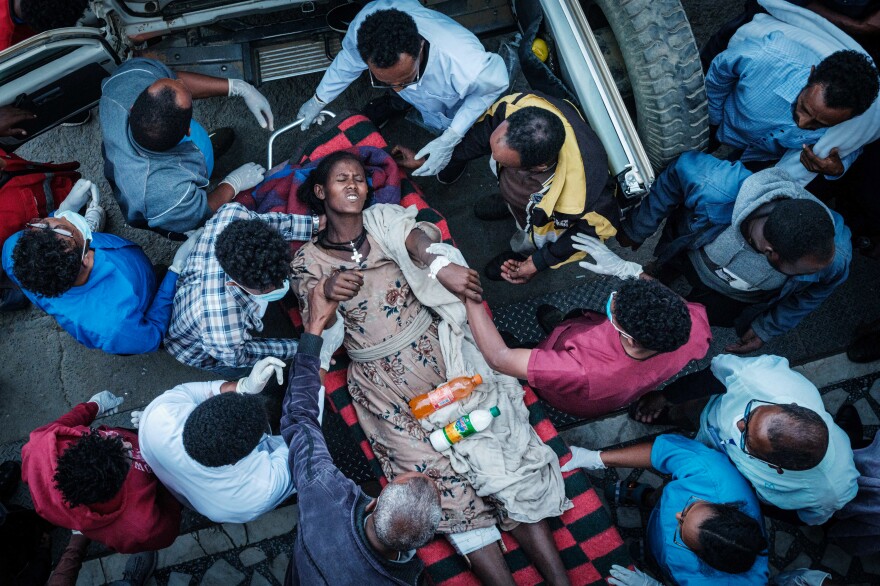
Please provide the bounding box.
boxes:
[295,0,508,178]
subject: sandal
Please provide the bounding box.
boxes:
[605,481,654,510]
[627,391,674,426]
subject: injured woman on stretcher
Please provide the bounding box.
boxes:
[289,150,573,585]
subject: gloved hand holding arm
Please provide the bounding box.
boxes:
[228,79,274,130]
[560,446,606,472]
[296,95,329,131]
[56,179,94,214]
[572,233,643,280]
[88,391,124,416]
[412,128,464,176]
[237,357,286,395]
[608,565,663,586]
[169,228,204,274]
[220,162,266,196]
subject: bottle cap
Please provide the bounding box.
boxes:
[473,374,483,386]
[489,406,500,417]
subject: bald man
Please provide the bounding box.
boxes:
[100,58,274,237]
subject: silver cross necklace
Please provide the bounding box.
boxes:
[317,228,368,263]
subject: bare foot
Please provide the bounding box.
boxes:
[631,391,670,424]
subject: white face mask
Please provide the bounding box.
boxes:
[250,279,289,302]
[55,210,92,244]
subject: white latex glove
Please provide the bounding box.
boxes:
[228,78,274,130]
[56,179,93,214]
[237,357,286,394]
[88,390,124,416]
[320,311,345,371]
[130,410,143,429]
[297,95,328,131]
[221,162,266,195]
[560,446,606,472]
[412,128,463,176]
[608,565,663,586]
[572,233,643,280]
[169,228,203,274]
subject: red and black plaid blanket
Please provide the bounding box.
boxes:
[238,113,631,585]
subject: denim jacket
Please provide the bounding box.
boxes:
[622,151,851,341]
[280,335,424,586]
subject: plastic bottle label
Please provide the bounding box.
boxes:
[428,386,455,410]
[442,415,475,445]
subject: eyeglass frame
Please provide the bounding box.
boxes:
[605,291,634,341]
[739,398,785,473]
[672,495,707,551]
[367,42,424,90]
[26,219,90,262]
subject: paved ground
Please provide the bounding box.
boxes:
[2,0,880,584]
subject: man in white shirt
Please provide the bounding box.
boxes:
[135,358,296,523]
[695,354,858,525]
[295,0,508,178]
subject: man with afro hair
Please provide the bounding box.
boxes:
[164,203,316,376]
[457,274,711,420]
[135,356,295,523]
[21,390,181,553]
[1,0,87,51]
[295,0,508,177]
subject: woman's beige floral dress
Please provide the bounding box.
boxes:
[291,233,499,533]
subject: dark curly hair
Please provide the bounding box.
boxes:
[182,393,267,467]
[505,107,566,168]
[765,404,829,470]
[215,219,292,291]
[809,50,879,117]
[130,85,192,152]
[296,150,374,215]
[20,0,88,32]
[696,502,767,574]
[356,9,421,69]
[12,229,81,297]
[763,199,834,264]
[614,279,692,353]
[54,429,130,508]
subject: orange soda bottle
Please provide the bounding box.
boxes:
[409,374,483,419]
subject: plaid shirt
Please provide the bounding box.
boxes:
[164,203,312,370]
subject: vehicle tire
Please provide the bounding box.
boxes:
[587,0,709,169]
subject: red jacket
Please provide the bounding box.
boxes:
[0,148,79,252]
[0,0,34,51]
[21,403,182,553]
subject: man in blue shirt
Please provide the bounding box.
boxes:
[564,434,769,586]
[280,277,440,584]
[2,211,198,355]
[100,58,274,236]
[707,23,878,179]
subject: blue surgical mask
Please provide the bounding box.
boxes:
[250,279,289,302]
[54,210,93,244]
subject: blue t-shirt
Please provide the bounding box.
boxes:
[2,231,178,354]
[648,434,769,586]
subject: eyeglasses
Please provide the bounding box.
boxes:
[740,399,785,473]
[368,44,423,90]
[26,219,89,262]
[605,292,633,340]
[672,495,706,551]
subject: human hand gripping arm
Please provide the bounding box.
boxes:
[228,78,274,131]
[463,297,530,380]
[412,128,464,177]
[236,357,286,395]
[88,391,124,416]
[572,234,644,280]
[561,440,655,472]
[405,228,482,302]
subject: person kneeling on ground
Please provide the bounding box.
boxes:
[459,270,711,419]
[395,95,618,283]
[282,275,440,584]
[164,202,317,377]
[21,391,181,554]
[134,358,294,523]
[2,189,199,355]
[564,434,769,585]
